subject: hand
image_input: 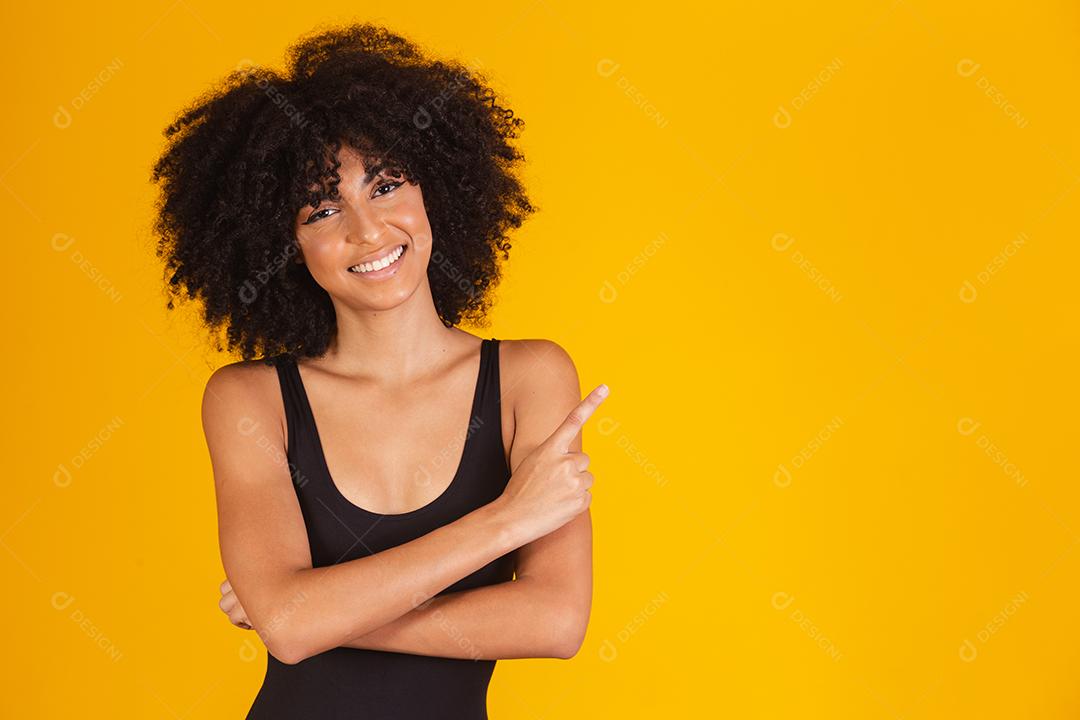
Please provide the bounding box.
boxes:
[497,383,609,545]
[218,578,252,630]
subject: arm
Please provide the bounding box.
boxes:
[339,339,594,659]
[337,575,573,659]
[203,362,525,666]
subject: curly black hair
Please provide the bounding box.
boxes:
[149,22,535,362]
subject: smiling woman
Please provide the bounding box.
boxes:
[289,148,435,308]
[151,22,536,361]
[150,21,605,720]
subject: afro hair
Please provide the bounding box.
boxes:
[149,22,536,362]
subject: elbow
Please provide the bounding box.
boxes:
[553,639,582,661]
[262,622,329,666]
[553,624,586,660]
[551,607,589,660]
[268,641,303,666]
[269,631,307,666]
[536,578,590,659]
[275,645,311,667]
[256,621,309,666]
[259,610,362,666]
[250,590,319,666]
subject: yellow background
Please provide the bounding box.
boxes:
[3,0,1078,716]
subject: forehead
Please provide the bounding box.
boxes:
[309,143,381,176]
[331,144,374,171]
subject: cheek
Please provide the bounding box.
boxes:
[393,197,433,242]
[298,236,335,265]
[293,236,343,281]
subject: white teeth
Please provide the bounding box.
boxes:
[349,245,404,274]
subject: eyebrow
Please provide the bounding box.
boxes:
[361,160,402,186]
[361,162,386,187]
[301,162,401,214]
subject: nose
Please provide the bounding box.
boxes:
[343,200,387,246]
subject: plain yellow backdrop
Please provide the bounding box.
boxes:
[3,0,1078,716]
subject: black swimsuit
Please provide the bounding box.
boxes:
[248,337,515,719]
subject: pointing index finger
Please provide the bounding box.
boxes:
[549,384,609,453]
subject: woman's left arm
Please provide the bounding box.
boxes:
[218,339,595,660]
[340,511,589,660]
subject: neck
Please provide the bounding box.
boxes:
[317,279,468,384]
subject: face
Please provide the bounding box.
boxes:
[293,145,432,310]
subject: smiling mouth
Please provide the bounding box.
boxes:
[347,244,407,274]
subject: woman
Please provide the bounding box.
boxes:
[150,22,607,719]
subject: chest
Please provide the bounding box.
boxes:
[279,344,517,569]
[293,348,515,516]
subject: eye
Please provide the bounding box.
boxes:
[373,179,404,198]
[300,176,405,224]
[302,207,337,225]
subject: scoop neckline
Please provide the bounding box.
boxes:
[289,338,489,520]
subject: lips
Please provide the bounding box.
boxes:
[346,243,408,279]
[347,243,406,273]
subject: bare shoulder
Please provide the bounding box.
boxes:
[201,358,287,458]
[498,339,583,463]
[202,359,281,413]
[499,338,582,405]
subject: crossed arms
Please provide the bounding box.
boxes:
[204,339,594,664]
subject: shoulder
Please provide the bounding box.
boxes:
[203,358,279,402]
[201,358,285,439]
[498,338,581,418]
[499,338,580,386]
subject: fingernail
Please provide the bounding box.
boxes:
[597,384,609,397]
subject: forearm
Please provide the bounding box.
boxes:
[252,499,522,664]
[340,576,572,660]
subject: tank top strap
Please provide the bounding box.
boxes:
[474,337,496,416]
[473,338,507,473]
[271,354,310,458]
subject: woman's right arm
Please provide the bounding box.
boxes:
[204,361,603,666]
[202,363,523,666]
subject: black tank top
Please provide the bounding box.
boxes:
[248,337,516,719]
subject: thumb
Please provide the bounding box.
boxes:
[547,384,609,453]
